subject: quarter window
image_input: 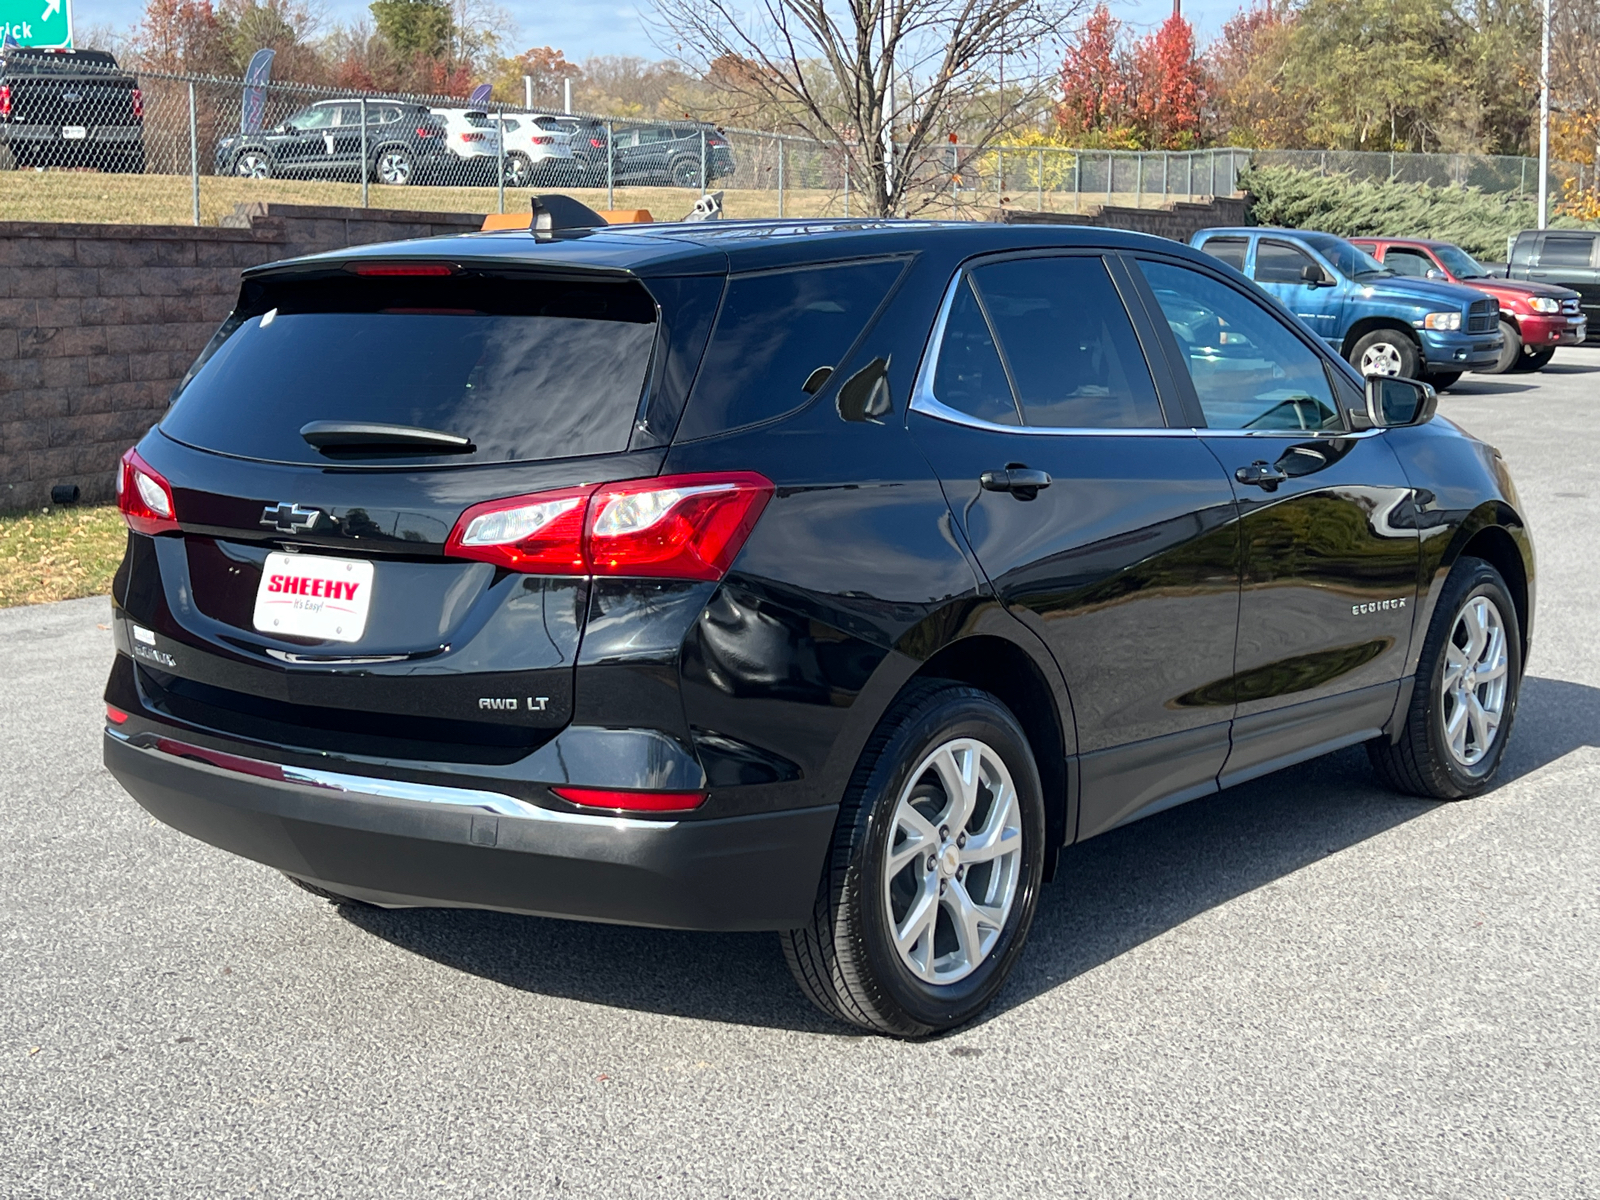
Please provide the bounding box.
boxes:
[1253,240,1320,285]
[1138,260,1342,431]
[969,257,1164,429]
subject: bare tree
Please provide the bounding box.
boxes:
[654,0,1080,216]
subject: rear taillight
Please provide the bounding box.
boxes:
[589,136,604,148]
[531,136,552,145]
[106,704,129,725]
[0,85,11,120]
[131,87,143,119]
[444,472,773,581]
[117,447,178,535]
[552,785,707,813]
[417,125,438,137]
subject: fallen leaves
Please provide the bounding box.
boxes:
[0,505,126,608]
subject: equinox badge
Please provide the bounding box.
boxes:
[260,502,324,533]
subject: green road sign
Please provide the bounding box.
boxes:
[2,0,73,49]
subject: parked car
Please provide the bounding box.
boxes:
[104,219,1534,1036]
[491,114,578,187]
[547,116,735,187]
[1485,230,1600,344]
[428,107,504,185]
[0,46,144,173]
[214,99,450,186]
[1349,237,1584,374]
[1194,227,1502,389]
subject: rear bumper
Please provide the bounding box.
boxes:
[105,730,835,931]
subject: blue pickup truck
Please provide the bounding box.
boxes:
[1191,227,1503,389]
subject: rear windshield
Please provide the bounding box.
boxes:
[162,272,658,466]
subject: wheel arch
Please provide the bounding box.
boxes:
[1424,502,1535,670]
[1341,318,1422,362]
[1457,519,1532,664]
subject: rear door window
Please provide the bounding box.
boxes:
[674,259,906,439]
[969,256,1164,429]
[1538,235,1597,267]
[162,272,660,466]
[1199,237,1248,272]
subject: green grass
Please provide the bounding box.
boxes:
[0,505,126,608]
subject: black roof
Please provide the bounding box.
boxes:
[252,218,1218,280]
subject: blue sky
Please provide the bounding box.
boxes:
[76,0,1247,64]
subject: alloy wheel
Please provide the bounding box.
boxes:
[376,151,413,185]
[882,737,1023,985]
[1441,595,1509,767]
[234,152,270,179]
[1360,342,1404,376]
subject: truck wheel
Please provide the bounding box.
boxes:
[1351,329,1419,379]
[1484,318,1522,374]
[1367,556,1520,800]
[1515,347,1555,372]
[779,681,1046,1037]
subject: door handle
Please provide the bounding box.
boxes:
[1235,460,1288,491]
[980,467,1052,499]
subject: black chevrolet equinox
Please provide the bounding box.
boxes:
[104,216,1535,1036]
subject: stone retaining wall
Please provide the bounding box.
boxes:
[0,203,484,511]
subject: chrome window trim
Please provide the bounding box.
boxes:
[908,268,1384,441]
[109,728,680,830]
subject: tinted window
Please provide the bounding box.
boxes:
[1253,240,1319,285]
[291,105,336,130]
[1539,235,1596,267]
[1200,237,1248,272]
[163,274,659,466]
[1302,234,1388,279]
[1138,260,1341,431]
[932,277,1020,425]
[675,260,905,439]
[1385,248,1434,277]
[970,257,1163,428]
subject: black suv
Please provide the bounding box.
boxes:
[0,46,144,172]
[104,219,1535,1036]
[214,99,450,185]
[553,117,735,187]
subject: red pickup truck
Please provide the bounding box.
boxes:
[1350,237,1584,374]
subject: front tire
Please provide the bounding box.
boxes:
[1350,329,1419,379]
[1484,318,1523,374]
[1368,557,1521,800]
[780,681,1046,1037]
[1515,346,1555,372]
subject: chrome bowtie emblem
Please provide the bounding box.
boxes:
[260,502,323,533]
[62,92,81,102]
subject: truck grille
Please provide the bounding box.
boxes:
[1467,298,1497,334]
[1562,297,1582,316]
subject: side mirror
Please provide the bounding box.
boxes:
[1425,268,1446,280]
[1299,263,1334,288]
[1361,376,1437,428]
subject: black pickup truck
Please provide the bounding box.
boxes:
[0,47,145,172]
[1488,230,1600,342]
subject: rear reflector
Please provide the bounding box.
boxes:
[444,471,773,580]
[552,786,707,812]
[117,447,179,535]
[347,262,456,276]
[106,705,129,725]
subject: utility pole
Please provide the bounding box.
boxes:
[1538,0,1551,229]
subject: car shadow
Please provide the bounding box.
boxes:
[1537,360,1600,374]
[1444,380,1538,395]
[338,675,1600,1035]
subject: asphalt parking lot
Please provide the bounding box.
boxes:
[4,352,1599,1199]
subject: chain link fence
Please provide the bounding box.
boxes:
[0,58,1580,227]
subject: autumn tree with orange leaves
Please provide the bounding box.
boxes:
[1056,4,1207,149]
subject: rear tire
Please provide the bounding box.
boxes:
[503,151,532,188]
[373,146,415,186]
[779,680,1046,1037]
[231,149,273,179]
[1484,318,1522,374]
[669,156,700,188]
[1350,329,1419,379]
[1368,557,1521,800]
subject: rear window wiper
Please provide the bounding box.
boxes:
[299,421,475,454]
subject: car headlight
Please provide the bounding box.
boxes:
[1420,312,1462,331]
[1529,297,1561,314]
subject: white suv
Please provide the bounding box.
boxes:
[494,115,579,188]
[428,108,503,184]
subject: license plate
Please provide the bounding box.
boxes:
[62,125,88,139]
[253,553,374,643]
